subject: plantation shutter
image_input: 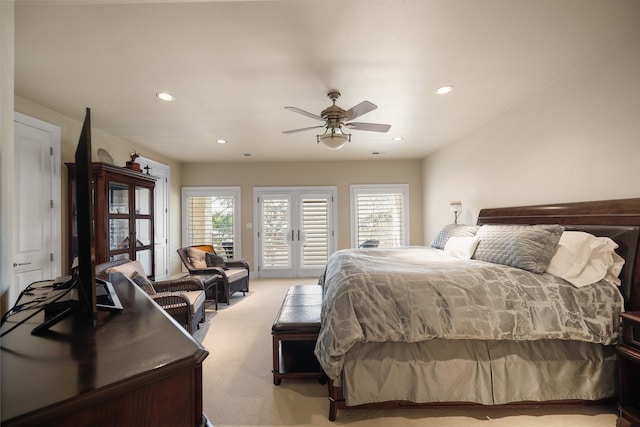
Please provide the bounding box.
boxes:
[301,197,329,266]
[352,185,409,248]
[261,197,290,267]
[184,189,239,259]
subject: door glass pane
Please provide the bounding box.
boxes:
[110,253,130,262]
[136,218,151,246]
[135,186,151,215]
[301,197,329,266]
[109,182,129,214]
[109,219,130,250]
[262,197,290,268]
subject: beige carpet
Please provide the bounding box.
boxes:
[193,278,618,427]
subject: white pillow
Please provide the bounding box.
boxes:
[444,236,480,259]
[546,231,625,287]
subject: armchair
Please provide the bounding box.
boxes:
[177,245,250,304]
[359,239,380,248]
[96,259,206,334]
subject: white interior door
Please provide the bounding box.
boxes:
[137,157,170,280]
[255,187,336,278]
[12,113,61,306]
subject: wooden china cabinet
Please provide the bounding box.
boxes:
[67,162,157,277]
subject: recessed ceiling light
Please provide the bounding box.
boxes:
[216,139,227,144]
[392,136,404,141]
[156,92,175,101]
[435,85,454,95]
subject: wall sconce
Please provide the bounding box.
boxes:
[450,201,462,224]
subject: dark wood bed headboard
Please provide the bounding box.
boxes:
[477,198,640,311]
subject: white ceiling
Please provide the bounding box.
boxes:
[14,0,640,163]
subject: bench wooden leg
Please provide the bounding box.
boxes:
[272,334,281,385]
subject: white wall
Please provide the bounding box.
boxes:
[0,1,14,313]
[423,33,640,242]
[182,160,424,269]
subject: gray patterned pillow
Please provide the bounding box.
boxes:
[130,271,156,295]
[431,224,481,249]
[472,224,564,273]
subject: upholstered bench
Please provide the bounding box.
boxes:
[271,284,325,385]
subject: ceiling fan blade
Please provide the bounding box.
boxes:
[284,106,323,121]
[282,125,325,134]
[342,101,377,121]
[346,122,391,133]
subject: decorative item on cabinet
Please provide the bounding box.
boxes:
[125,151,142,172]
[66,162,157,277]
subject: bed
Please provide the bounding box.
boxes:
[315,198,640,421]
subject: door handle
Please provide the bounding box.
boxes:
[13,262,32,267]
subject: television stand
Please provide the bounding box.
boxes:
[31,299,79,335]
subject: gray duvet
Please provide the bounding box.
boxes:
[315,247,623,381]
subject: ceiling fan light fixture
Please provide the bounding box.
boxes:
[156,92,175,101]
[435,85,454,95]
[317,128,351,150]
[284,90,389,149]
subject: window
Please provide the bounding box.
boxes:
[182,187,241,259]
[351,184,409,248]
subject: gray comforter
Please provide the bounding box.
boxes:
[314,247,623,381]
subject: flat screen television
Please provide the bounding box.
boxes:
[74,107,97,318]
[31,108,122,335]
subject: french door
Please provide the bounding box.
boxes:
[255,187,336,278]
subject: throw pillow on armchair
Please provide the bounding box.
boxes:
[205,252,227,269]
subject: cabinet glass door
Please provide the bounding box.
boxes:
[134,185,153,275]
[136,219,152,246]
[135,186,151,215]
[109,182,129,214]
[109,219,130,250]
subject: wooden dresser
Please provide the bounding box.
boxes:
[1,273,209,426]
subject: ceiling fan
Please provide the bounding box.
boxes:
[283,91,391,150]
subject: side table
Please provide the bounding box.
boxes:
[618,311,640,427]
[190,274,221,311]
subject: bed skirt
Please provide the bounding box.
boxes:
[340,339,617,407]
